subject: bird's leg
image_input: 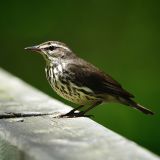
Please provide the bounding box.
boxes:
[59,105,84,118]
[77,101,102,117]
[60,101,102,118]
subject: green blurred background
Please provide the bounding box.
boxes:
[0,0,160,155]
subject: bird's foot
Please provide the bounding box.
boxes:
[59,111,94,118]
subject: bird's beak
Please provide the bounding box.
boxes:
[24,45,41,52]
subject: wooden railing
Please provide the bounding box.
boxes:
[0,68,159,160]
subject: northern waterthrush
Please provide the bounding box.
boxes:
[25,41,154,117]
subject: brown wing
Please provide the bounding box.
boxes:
[66,58,134,98]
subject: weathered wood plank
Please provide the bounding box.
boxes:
[0,68,159,160]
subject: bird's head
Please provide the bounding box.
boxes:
[25,41,74,62]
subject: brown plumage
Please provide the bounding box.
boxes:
[25,41,154,117]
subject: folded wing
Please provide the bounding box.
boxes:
[66,59,134,98]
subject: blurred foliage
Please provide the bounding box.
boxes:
[0,0,160,155]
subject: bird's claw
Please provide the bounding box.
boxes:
[58,112,94,118]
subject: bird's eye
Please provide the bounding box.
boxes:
[48,46,55,51]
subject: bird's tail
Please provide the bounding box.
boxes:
[118,97,154,115]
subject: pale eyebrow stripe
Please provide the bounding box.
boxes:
[53,44,70,51]
[41,43,70,51]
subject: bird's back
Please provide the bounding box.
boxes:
[65,57,134,99]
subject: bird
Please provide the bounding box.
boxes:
[25,41,154,117]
